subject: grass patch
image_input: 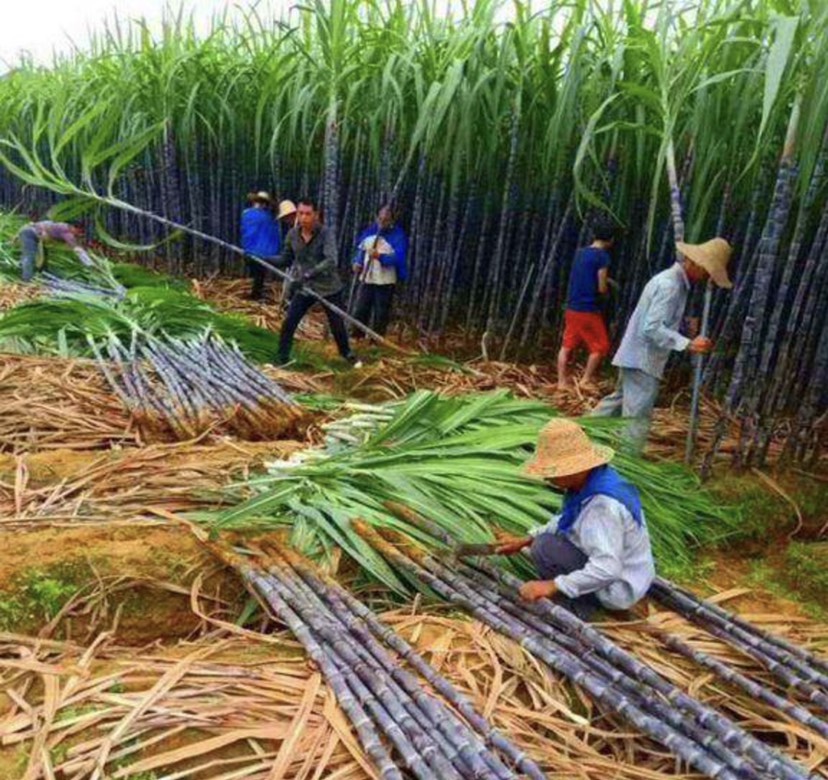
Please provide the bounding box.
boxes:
[0,563,88,632]
[780,542,828,605]
[747,559,828,621]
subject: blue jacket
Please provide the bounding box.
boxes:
[557,465,643,535]
[353,223,409,282]
[241,207,281,258]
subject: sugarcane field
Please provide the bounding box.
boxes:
[1,0,828,778]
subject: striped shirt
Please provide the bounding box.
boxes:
[531,495,655,610]
[612,262,691,379]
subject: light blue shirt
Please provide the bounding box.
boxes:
[613,263,691,379]
[530,496,656,609]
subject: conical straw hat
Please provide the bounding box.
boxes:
[676,238,733,289]
[277,199,297,219]
[522,419,614,479]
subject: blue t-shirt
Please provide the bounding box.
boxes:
[567,246,610,312]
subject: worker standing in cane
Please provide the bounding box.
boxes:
[590,239,733,454]
[241,191,282,301]
[351,205,408,339]
[274,196,361,368]
[18,220,95,282]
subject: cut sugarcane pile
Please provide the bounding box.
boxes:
[0,354,138,453]
[212,539,546,780]
[357,516,827,780]
[94,331,308,442]
[4,570,828,780]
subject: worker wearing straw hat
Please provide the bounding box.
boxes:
[277,199,297,229]
[497,419,655,619]
[590,238,733,454]
[241,191,282,301]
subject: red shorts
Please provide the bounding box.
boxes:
[562,310,610,356]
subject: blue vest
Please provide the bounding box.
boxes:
[557,465,643,534]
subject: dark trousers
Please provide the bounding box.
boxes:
[353,284,395,337]
[247,257,278,300]
[279,289,352,364]
[529,532,601,620]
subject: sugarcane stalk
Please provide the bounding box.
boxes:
[686,280,713,463]
[454,560,805,780]
[261,543,514,780]
[652,579,828,692]
[258,564,463,780]
[355,522,745,780]
[267,541,546,780]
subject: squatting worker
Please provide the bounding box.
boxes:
[496,419,655,620]
[590,238,733,454]
[352,205,409,338]
[241,191,282,301]
[274,196,361,368]
[557,216,617,389]
[18,220,94,282]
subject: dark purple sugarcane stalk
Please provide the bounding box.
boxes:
[354,523,744,780]
[257,562,466,780]
[654,578,828,681]
[651,583,828,706]
[270,542,546,780]
[725,99,801,421]
[261,546,508,780]
[485,105,521,334]
[455,561,807,780]
[442,565,768,780]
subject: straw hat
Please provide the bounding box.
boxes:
[249,191,273,205]
[676,238,733,289]
[522,419,614,480]
[277,199,297,219]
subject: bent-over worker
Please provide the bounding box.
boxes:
[18,220,94,282]
[497,419,655,620]
[590,238,733,454]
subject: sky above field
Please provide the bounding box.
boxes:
[0,0,465,71]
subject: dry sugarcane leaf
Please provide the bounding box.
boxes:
[266,671,322,779]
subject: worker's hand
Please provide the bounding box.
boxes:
[286,278,302,299]
[519,580,558,602]
[685,316,700,338]
[352,264,362,274]
[495,536,533,556]
[688,336,713,355]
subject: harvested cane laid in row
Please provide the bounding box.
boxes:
[355,520,815,780]
[209,542,538,779]
[266,540,546,780]
[92,329,304,442]
[651,580,828,709]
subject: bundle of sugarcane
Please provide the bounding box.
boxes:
[40,271,126,300]
[651,578,828,712]
[93,329,306,443]
[209,539,545,780]
[356,518,816,780]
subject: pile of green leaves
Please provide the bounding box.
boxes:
[204,391,735,593]
[0,286,280,362]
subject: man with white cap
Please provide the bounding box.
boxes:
[497,419,655,620]
[591,238,733,454]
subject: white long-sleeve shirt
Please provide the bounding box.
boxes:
[530,495,655,610]
[613,262,691,379]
